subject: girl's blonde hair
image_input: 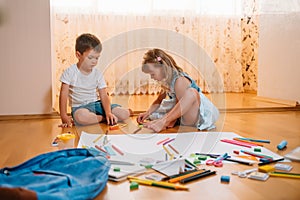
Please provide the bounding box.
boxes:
[142,49,183,86]
[142,48,183,71]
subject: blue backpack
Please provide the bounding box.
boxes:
[0,148,110,200]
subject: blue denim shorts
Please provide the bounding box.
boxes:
[71,100,121,125]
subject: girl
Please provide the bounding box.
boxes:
[137,48,219,132]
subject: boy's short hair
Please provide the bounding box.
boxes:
[75,33,102,54]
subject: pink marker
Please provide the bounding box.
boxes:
[162,138,175,145]
[95,145,107,153]
[221,139,254,148]
[156,138,170,145]
[111,144,124,156]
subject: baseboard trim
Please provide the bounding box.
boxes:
[219,106,300,113]
[253,96,298,107]
[1,106,299,120]
[0,112,60,121]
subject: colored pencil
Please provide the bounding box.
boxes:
[184,159,198,169]
[269,172,300,179]
[168,169,206,183]
[156,138,170,145]
[162,138,175,145]
[162,145,172,157]
[95,145,107,153]
[240,150,273,159]
[128,177,189,190]
[220,139,255,148]
[179,170,216,184]
[233,138,264,146]
[133,127,142,134]
[93,134,104,143]
[111,144,124,156]
[215,153,228,162]
[162,169,199,181]
[119,124,128,128]
[168,144,179,154]
[271,171,300,176]
[237,137,270,144]
[258,157,285,166]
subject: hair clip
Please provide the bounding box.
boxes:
[157,56,162,62]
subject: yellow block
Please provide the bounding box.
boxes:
[57,133,75,142]
[258,165,275,173]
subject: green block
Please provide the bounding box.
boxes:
[193,159,201,164]
[197,155,207,161]
[144,164,153,169]
[130,182,139,190]
[254,148,261,152]
[113,167,121,172]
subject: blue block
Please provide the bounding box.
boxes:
[221,175,230,183]
[277,140,287,150]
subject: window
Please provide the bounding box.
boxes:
[51,0,243,16]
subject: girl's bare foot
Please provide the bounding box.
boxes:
[167,119,177,128]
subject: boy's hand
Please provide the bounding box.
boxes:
[106,113,118,125]
[59,115,73,128]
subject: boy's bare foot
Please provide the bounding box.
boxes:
[128,108,134,116]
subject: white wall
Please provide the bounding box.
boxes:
[0,0,53,115]
[258,12,300,103]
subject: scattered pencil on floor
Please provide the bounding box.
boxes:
[93,134,104,143]
[168,144,179,154]
[127,176,189,190]
[111,144,124,156]
[119,124,128,128]
[133,127,142,134]
[269,171,300,179]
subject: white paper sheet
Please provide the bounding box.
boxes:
[78,131,283,162]
[78,131,284,181]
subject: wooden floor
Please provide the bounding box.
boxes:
[0,93,300,199]
[112,92,299,112]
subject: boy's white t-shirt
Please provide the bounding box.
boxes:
[60,64,107,107]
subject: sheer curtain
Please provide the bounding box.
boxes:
[51,0,259,108]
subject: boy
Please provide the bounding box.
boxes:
[59,33,131,127]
